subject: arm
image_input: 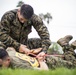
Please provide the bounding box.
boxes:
[0,12,20,51]
[34,55,49,70]
[31,14,51,53]
[34,61,49,70]
[38,61,49,70]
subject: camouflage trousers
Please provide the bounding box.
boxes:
[62,45,76,67]
[0,38,42,50]
[46,55,74,69]
[26,38,42,49]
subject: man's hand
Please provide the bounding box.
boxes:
[30,48,42,54]
[36,52,46,61]
[19,44,31,55]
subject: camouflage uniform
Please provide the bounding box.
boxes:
[0,9,51,53]
[6,48,33,69]
[62,45,76,67]
[57,35,76,67]
[46,55,73,69]
[6,48,74,69]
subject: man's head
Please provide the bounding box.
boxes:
[17,4,34,23]
[0,49,10,68]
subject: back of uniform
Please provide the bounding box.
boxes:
[6,47,75,69]
[6,48,34,69]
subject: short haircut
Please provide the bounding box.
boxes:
[0,49,8,60]
[20,4,34,19]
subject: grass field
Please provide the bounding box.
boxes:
[0,68,76,75]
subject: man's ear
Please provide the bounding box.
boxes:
[7,57,11,62]
[17,9,21,16]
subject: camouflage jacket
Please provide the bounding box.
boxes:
[0,9,51,52]
[6,48,33,69]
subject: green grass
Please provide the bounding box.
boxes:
[0,68,76,75]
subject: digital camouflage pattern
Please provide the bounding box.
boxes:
[63,45,76,67]
[57,35,76,68]
[6,48,75,69]
[46,55,74,69]
[6,48,33,69]
[0,9,51,52]
[46,45,76,69]
[0,9,76,69]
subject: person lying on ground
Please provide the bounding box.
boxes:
[0,47,75,70]
[0,48,48,70]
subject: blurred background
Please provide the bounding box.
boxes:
[0,0,76,54]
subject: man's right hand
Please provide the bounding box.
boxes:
[19,44,31,55]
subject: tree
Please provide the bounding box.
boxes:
[16,1,24,7]
[16,1,52,24]
[39,13,52,24]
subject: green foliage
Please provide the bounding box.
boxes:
[16,1,24,7]
[48,42,63,54]
[39,13,52,24]
[0,68,76,75]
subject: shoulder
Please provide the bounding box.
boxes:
[31,14,43,23]
[1,9,17,21]
[6,48,16,57]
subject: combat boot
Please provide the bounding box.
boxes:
[57,35,73,47]
[71,40,76,49]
